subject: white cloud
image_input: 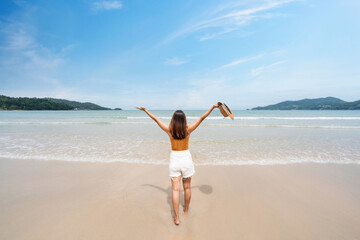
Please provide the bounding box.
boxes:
[2,28,34,51]
[92,1,122,11]
[199,27,238,41]
[161,0,298,44]
[2,26,63,70]
[1,20,65,71]
[61,43,79,54]
[165,57,188,66]
[0,6,76,94]
[250,60,286,76]
[218,54,264,69]
[181,77,229,109]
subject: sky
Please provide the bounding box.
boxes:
[0,0,359,109]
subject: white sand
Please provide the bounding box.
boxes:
[1,158,360,239]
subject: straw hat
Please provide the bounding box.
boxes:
[218,102,234,120]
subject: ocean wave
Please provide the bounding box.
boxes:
[1,154,359,165]
[0,121,154,125]
[203,124,360,129]
[127,116,360,120]
[127,116,225,120]
[1,121,359,129]
[235,117,360,120]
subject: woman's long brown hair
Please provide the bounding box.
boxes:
[169,110,188,139]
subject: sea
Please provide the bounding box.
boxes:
[1,110,360,165]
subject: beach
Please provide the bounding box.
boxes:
[1,110,360,239]
[1,158,360,239]
[2,0,360,238]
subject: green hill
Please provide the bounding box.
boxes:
[0,95,111,110]
[0,95,74,110]
[252,97,360,110]
[47,98,110,110]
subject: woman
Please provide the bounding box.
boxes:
[135,104,219,225]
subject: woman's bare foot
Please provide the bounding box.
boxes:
[183,207,188,213]
[173,216,180,225]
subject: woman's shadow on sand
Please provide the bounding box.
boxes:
[142,183,213,216]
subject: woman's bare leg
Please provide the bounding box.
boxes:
[182,177,191,213]
[171,176,181,225]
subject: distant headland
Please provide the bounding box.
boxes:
[252,97,360,110]
[0,95,121,110]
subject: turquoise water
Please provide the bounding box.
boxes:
[1,110,360,165]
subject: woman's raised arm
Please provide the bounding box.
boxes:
[135,107,169,133]
[188,103,219,134]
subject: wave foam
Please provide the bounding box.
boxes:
[1,121,359,129]
[1,154,358,166]
[204,124,360,129]
[127,116,360,120]
[235,117,360,120]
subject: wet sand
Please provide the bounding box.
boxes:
[0,158,359,240]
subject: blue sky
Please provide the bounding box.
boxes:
[0,0,359,109]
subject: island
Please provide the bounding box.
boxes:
[0,95,115,110]
[252,97,360,110]
[47,98,110,110]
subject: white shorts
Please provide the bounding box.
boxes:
[169,150,195,178]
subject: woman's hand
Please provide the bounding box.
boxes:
[188,103,218,134]
[135,106,146,111]
[135,107,169,133]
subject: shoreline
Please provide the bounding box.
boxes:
[1,158,360,239]
[1,156,360,166]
